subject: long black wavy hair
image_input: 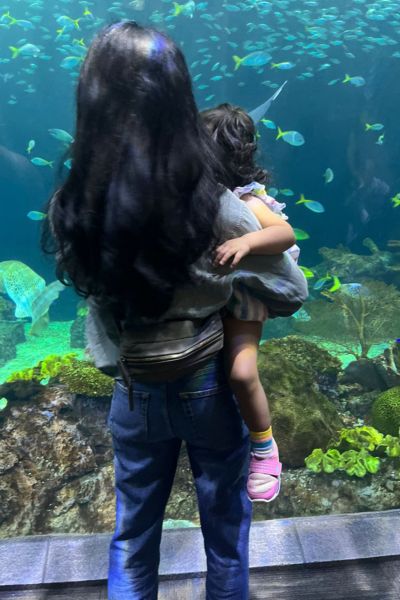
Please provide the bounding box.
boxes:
[42,21,224,321]
[200,103,270,189]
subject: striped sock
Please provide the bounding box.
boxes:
[249,426,274,458]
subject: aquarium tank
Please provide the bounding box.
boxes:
[0,0,400,540]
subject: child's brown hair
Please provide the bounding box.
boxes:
[201,103,270,189]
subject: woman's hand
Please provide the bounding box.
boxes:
[213,236,251,268]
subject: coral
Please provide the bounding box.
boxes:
[293,279,400,359]
[6,353,113,397]
[305,425,400,478]
[371,386,400,436]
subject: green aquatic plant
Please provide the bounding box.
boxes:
[305,447,380,478]
[5,353,113,397]
[304,425,400,478]
[293,279,400,359]
[371,386,400,436]
[332,425,384,450]
[6,353,77,384]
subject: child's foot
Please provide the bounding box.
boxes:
[247,439,282,503]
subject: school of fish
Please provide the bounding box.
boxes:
[1,0,398,293]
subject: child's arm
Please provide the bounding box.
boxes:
[214,194,296,267]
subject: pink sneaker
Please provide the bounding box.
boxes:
[247,440,282,503]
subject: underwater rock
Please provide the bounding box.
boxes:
[258,336,343,467]
[70,314,86,348]
[0,321,25,368]
[0,385,115,536]
[341,358,398,391]
[0,384,199,536]
[341,343,400,392]
[337,385,378,420]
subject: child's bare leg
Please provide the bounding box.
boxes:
[223,316,270,432]
[224,315,281,501]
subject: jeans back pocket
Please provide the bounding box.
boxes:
[179,383,245,450]
[108,380,150,443]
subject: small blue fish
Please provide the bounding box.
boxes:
[26,139,35,154]
[342,74,366,87]
[276,127,305,146]
[61,56,83,70]
[365,123,384,131]
[48,128,74,144]
[172,1,196,18]
[31,157,54,168]
[27,210,47,220]
[324,168,334,183]
[260,118,276,129]
[271,61,295,70]
[233,51,272,70]
[9,43,40,58]
[296,194,325,213]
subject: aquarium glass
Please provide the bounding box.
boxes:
[0,0,399,539]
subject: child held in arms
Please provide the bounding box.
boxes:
[201,103,300,502]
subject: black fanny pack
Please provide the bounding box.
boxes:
[118,312,224,410]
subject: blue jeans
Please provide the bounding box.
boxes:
[107,350,252,599]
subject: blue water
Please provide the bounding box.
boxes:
[0,0,399,319]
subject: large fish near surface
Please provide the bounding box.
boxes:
[0,261,64,336]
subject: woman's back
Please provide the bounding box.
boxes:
[86,186,308,373]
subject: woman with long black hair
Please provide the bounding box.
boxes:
[43,21,307,599]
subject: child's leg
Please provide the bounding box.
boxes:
[223,315,281,502]
[223,315,270,432]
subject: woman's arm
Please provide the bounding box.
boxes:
[214,195,296,267]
